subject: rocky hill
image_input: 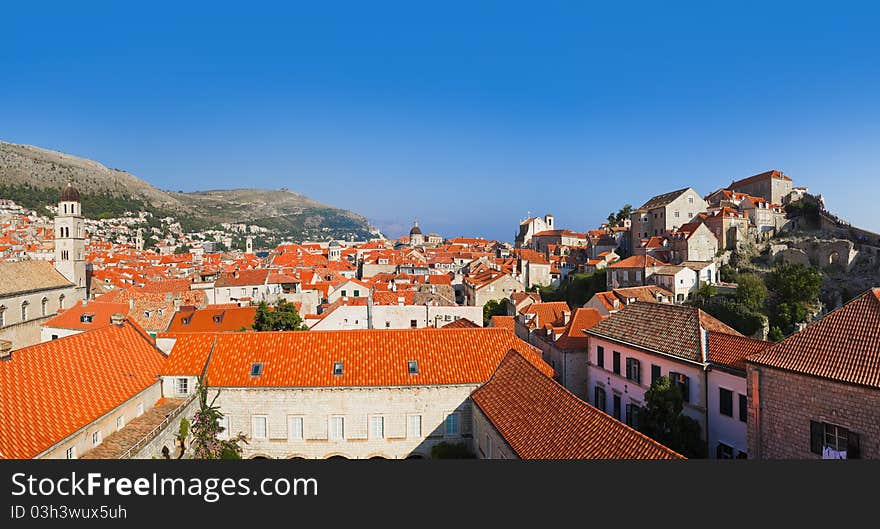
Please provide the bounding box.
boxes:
[0,141,378,240]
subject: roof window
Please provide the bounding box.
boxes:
[333,361,344,376]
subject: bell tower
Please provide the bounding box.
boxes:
[54,182,87,299]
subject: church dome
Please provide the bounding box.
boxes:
[60,182,80,202]
[409,223,422,236]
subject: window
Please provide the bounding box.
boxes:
[625,358,641,384]
[688,196,694,204]
[626,403,641,429]
[597,346,604,368]
[289,417,303,441]
[341,290,347,297]
[136,403,144,417]
[51,335,58,340]
[719,388,733,417]
[370,416,385,439]
[92,431,102,446]
[218,416,229,440]
[333,361,344,376]
[669,372,690,403]
[252,416,267,439]
[407,360,419,375]
[116,416,125,431]
[651,364,661,385]
[811,421,859,459]
[250,362,263,377]
[717,443,734,459]
[445,413,460,437]
[41,298,48,317]
[613,394,622,420]
[407,415,422,438]
[21,301,28,321]
[176,378,189,395]
[66,447,75,460]
[613,351,621,375]
[594,387,606,412]
[330,416,345,440]
[353,291,359,297]
[410,319,418,328]
[739,394,748,422]
[385,321,391,328]
[0,307,5,327]
[674,211,680,218]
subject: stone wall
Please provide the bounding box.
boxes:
[747,365,880,459]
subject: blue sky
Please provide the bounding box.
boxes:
[2,1,878,240]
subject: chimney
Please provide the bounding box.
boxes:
[0,340,12,361]
[110,313,125,326]
[129,298,135,310]
[233,270,240,279]
[563,310,571,325]
[612,298,620,311]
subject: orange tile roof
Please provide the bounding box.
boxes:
[166,306,257,333]
[746,289,880,388]
[706,331,771,372]
[42,300,130,331]
[554,308,605,350]
[730,169,792,188]
[523,301,571,328]
[164,328,549,388]
[0,321,166,459]
[472,351,684,459]
[214,269,269,287]
[607,254,668,269]
[159,334,218,376]
[491,316,515,330]
[440,318,480,329]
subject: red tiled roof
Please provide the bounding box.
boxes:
[523,301,571,328]
[42,300,129,331]
[166,306,257,333]
[554,308,605,350]
[440,318,480,329]
[214,269,269,287]
[491,316,515,330]
[587,302,741,363]
[159,334,218,376]
[730,169,792,188]
[746,289,880,388]
[607,254,668,269]
[164,328,550,387]
[472,351,684,459]
[706,331,771,372]
[0,321,166,459]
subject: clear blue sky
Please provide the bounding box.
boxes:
[2,1,878,240]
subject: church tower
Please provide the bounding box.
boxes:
[54,182,87,299]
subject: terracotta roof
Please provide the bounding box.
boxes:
[706,331,771,372]
[0,321,166,459]
[607,254,668,269]
[162,328,550,388]
[635,188,693,212]
[159,333,218,376]
[491,316,515,330]
[440,318,480,329]
[523,301,571,328]
[0,260,73,296]
[472,351,684,459]
[42,300,129,331]
[586,302,741,363]
[746,289,880,388]
[554,308,605,350]
[166,306,257,333]
[730,170,792,189]
[214,269,269,287]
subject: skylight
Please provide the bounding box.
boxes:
[333,361,344,376]
[250,362,263,377]
[407,360,419,375]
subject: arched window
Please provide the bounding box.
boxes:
[41,298,48,317]
[59,294,65,310]
[21,301,29,322]
[0,305,6,327]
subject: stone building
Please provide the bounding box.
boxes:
[471,350,683,459]
[515,213,554,248]
[630,188,708,252]
[746,288,880,460]
[669,221,718,263]
[729,170,793,205]
[157,327,550,459]
[0,261,78,349]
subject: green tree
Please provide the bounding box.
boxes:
[615,204,633,225]
[637,377,706,458]
[189,383,248,459]
[693,283,716,307]
[767,263,822,304]
[735,273,767,310]
[768,326,784,342]
[252,300,309,331]
[174,244,191,255]
[482,299,509,326]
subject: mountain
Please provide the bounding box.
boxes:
[0,141,379,240]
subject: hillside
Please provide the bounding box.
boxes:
[0,141,377,240]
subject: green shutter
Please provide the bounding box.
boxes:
[810,421,823,455]
[847,432,860,459]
